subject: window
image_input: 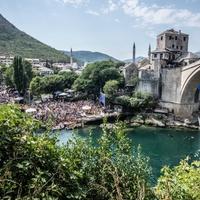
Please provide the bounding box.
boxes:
[154,54,157,58]
[172,44,175,48]
[175,36,177,40]
[169,36,172,40]
[183,37,186,41]
[176,46,179,49]
[181,46,183,50]
[161,36,163,40]
[160,54,163,59]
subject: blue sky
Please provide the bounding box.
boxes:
[0,0,200,60]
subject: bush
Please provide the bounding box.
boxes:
[115,95,131,107]
[103,80,119,101]
[0,105,155,199]
[115,92,156,111]
[155,159,200,200]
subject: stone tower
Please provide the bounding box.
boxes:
[70,48,73,65]
[151,29,189,64]
[133,42,136,63]
[148,44,151,61]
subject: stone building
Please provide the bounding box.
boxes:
[122,43,138,86]
[136,29,200,117]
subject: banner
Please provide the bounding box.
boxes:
[197,84,200,91]
[99,92,106,107]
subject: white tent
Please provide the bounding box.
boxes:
[25,108,37,113]
[82,105,91,111]
[59,92,68,97]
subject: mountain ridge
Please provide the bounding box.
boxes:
[0,14,69,62]
[123,56,146,63]
[63,50,119,63]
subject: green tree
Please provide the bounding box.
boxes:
[23,60,33,86]
[30,72,78,96]
[0,105,155,199]
[0,64,7,84]
[156,159,200,200]
[4,66,14,88]
[12,56,33,95]
[103,80,119,101]
[59,71,78,89]
[30,76,44,96]
[73,61,124,98]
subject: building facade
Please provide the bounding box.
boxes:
[137,29,200,117]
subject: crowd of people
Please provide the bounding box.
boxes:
[0,86,17,103]
[0,86,107,129]
[27,100,105,129]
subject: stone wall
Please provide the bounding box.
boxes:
[161,67,182,103]
[160,101,199,118]
[137,70,159,97]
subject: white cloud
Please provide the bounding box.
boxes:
[86,10,100,16]
[102,0,119,14]
[56,0,88,6]
[120,0,200,28]
[54,0,200,28]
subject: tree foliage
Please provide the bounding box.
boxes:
[103,80,119,101]
[4,66,14,87]
[5,56,33,95]
[115,92,156,111]
[156,159,200,200]
[73,61,124,97]
[0,105,155,200]
[30,71,78,96]
[0,105,199,199]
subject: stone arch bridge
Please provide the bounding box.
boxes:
[160,60,200,117]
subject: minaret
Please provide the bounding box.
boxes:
[148,44,151,61]
[133,42,136,63]
[70,48,73,65]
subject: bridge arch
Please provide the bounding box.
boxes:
[180,66,200,105]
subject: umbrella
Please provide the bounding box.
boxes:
[26,108,37,113]
[14,97,24,102]
[59,92,68,97]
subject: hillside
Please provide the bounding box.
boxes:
[63,50,119,63]
[0,14,69,62]
[124,56,146,63]
[196,52,200,57]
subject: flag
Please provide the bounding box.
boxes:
[197,84,200,91]
[99,92,106,107]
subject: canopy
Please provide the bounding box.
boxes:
[14,97,24,101]
[14,97,24,103]
[67,89,74,93]
[59,92,68,96]
[25,108,37,113]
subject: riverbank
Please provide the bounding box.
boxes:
[52,112,121,130]
[127,113,200,130]
[52,111,200,131]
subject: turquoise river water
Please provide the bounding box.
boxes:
[58,126,200,183]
